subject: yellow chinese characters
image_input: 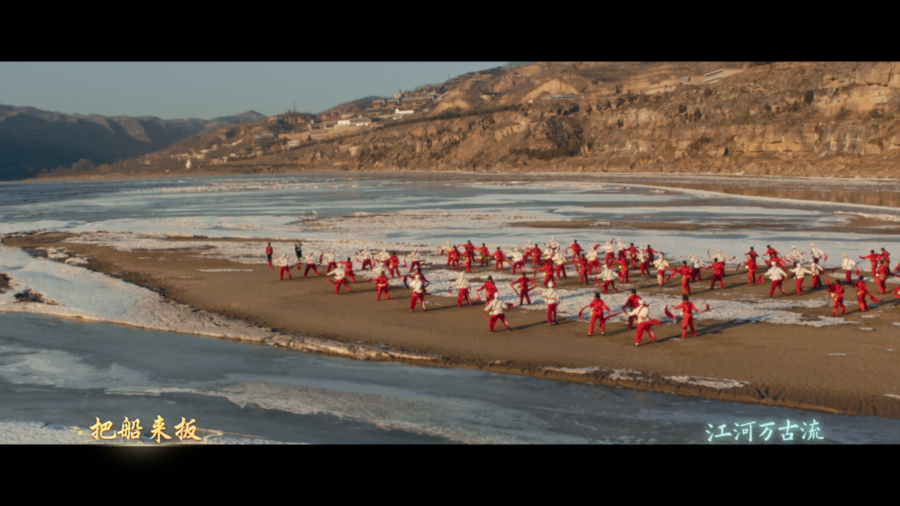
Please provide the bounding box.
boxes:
[150,415,172,444]
[90,415,198,443]
[117,417,143,441]
[89,418,116,441]
[174,418,201,442]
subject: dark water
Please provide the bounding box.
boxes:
[1,313,898,444]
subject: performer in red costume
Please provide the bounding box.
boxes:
[763,245,781,268]
[510,248,526,275]
[303,253,321,277]
[789,263,812,295]
[406,249,423,274]
[739,255,759,285]
[860,250,880,275]
[408,273,428,312]
[355,248,374,272]
[840,254,859,284]
[628,243,639,269]
[574,254,590,284]
[490,247,508,271]
[600,240,615,267]
[541,280,560,325]
[463,241,476,262]
[809,258,824,289]
[403,267,430,289]
[672,294,702,338]
[375,249,390,270]
[371,272,390,301]
[522,245,533,265]
[565,240,583,264]
[628,300,662,346]
[644,245,659,265]
[745,247,759,262]
[475,276,498,302]
[622,289,642,330]
[636,248,649,277]
[342,257,357,284]
[326,264,352,294]
[667,261,693,295]
[873,260,890,294]
[322,251,337,274]
[616,257,630,283]
[579,293,612,336]
[594,264,619,294]
[437,242,452,266]
[654,256,671,286]
[447,247,460,270]
[826,278,846,316]
[265,243,274,270]
[450,272,471,306]
[854,276,878,313]
[765,264,787,297]
[552,251,569,279]
[688,255,704,283]
[585,247,602,275]
[534,261,556,288]
[510,273,537,306]
[529,243,544,267]
[483,293,512,332]
[476,244,490,267]
[277,254,292,280]
[462,251,473,273]
[617,240,627,264]
[387,252,401,278]
[703,260,726,290]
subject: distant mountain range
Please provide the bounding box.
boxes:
[0,105,266,179]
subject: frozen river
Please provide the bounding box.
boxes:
[1,172,899,443]
[3,312,899,444]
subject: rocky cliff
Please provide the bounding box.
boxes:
[177,62,900,179]
[66,62,900,180]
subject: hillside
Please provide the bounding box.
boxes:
[0,106,265,179]
[168,110,267,133]
[43,62,900,180]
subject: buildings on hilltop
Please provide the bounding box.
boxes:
[308,116,373,132]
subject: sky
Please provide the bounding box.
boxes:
[0,62,508,120]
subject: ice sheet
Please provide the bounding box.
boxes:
[0,244,278,341]
[666,376,749,389]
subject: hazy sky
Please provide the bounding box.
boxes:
[0,62,508,120]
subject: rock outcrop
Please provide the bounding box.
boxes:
[92,62,900,180]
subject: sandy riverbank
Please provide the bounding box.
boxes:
[3,232,900,418]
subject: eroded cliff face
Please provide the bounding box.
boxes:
[175,62,900,179]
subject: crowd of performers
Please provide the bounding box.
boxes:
[262,236,897,346]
